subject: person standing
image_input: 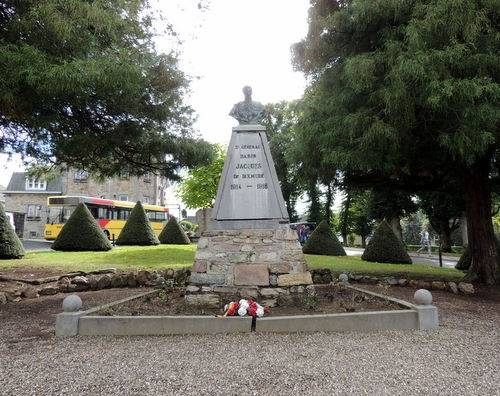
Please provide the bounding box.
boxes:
[416,228,431,256]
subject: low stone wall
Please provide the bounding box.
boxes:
[309,269,475,295]
[0,266,474,305]
[0,268,190,304]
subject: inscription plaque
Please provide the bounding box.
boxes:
[211,124,289,229]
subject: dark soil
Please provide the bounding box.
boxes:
[98,285,405,317]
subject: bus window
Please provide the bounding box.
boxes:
[156,212,166,222]
[147,211,156,222]
[118,209,130,220]
[98,207,107,219]
[87,205,99,219]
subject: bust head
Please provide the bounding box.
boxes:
[242,85,252,101]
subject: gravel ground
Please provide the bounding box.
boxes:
[1,287,499,395]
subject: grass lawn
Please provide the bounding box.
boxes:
[0,245,197,273]
[0,245,464,281]
[306,254,464,281]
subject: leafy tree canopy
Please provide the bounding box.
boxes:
[0,0,213,180]
[177,144,225,209]
[293,0,500,284]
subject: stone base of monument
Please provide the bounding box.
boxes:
[187,228,312,298]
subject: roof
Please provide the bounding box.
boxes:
[47,195,168,212]
[4,172,63,194]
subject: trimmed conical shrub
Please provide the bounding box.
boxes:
[115,201,160,246]
[0,203,25,259]
[362,220,412,264]
[52,203,112,251]
[159,217,190,244]
[303,220,346,256]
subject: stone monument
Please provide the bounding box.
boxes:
[188,87,312,295]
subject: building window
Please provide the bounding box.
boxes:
[118,194,128,201]
[25,178,47,191]
[26,204,42,220]
[74,170,89,182]
[143,196,150,204]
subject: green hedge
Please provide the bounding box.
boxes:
[115,201,160,246]
[303,220,346,256]
[0,203,25,259]
[159,217,191,244]
[362,220,412,264]
[52,203,112,251]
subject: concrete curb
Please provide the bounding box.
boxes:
[79,316,252,336]
[55,286,439,337]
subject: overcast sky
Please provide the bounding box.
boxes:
[0,1,310,194]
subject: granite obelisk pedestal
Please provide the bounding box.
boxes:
[189,87,311,293]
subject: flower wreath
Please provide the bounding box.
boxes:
[223,299,270,317]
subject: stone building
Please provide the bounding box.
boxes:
[3,169,168,239]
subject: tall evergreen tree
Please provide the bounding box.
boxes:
[0,0,212,178]
[115,201,160,246]
[293,0,500,284]
[158,217,190,245]
[0,203,25,259]
[52,203,112,251]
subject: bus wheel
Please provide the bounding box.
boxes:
[103,230,110,240]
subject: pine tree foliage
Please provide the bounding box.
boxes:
[303,220,346,256]
[0,0,213,178]
[158,217,190,245]
[0,203,25,259]
[362,220,412,264]
[292,0,500,284]
[52,203,112,251]
[115,201,160,246]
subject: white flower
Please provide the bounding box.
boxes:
[239,299,249,310]
[238,307,247,316]
[256,306,264,317]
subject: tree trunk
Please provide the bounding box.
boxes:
[460,212,468,247]
[439,220,453,253]
[463,157,498,285]
[361,235,366,248]
[389,216,403,241]
[340,192,351,246]
[324,183,334,223]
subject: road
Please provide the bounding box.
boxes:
[21,239,53,252]
[344,247,459,269]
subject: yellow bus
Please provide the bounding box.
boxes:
[44,196,169,241]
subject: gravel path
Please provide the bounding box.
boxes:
[1,287,499,395]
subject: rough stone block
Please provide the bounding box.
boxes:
[260,288,281,298]
[186,285,200,293]
[291,262,307,273]
[190,273,225,285]
[238,287,259,299]
[184,293,220,307]
[234,264,269,286]
[259,252,278,262]
[192,260,208,273]
[195,250,213,260]
[268,262,291,274]
[277,272,313,287]
[197,237,209,249]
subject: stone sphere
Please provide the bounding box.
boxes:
[62,294,82,312]
[414,289,433,305]
[338,273,349,284]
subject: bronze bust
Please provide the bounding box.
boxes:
[229,86,266,125]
